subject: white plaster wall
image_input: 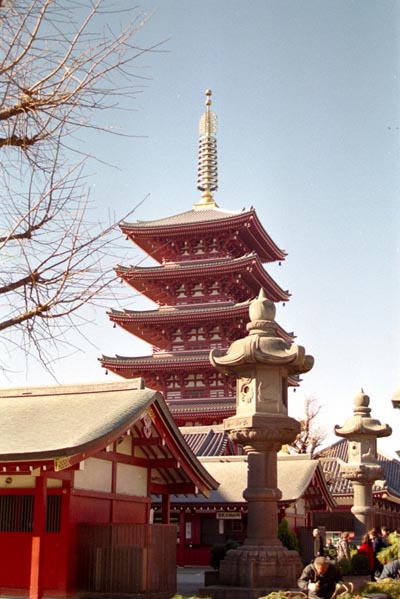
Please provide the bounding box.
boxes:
[296,498,305,515]
[116,463,147,496]
[116,436,132,456]
[0,475,62,489]
[74,458,112,492]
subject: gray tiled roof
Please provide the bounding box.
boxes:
[316,439,400,497]
[170,455,323,504]
[0,380,157,460]
[0,379,220,495]
[181,426,232,456]
[122,207,244,228]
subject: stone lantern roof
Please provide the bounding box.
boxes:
[334,390,392,438]
[210,288,313,377]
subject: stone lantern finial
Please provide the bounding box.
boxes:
[247,288,276,333]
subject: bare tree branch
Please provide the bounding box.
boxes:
[0,0,161,375]
[288,396,328,457]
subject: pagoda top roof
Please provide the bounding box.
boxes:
[121,206,286,264]
[122,92,285,264]
[123,206,244,229]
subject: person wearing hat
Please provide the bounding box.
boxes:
[298,556,342,599]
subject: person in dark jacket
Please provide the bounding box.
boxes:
[369,527,385,576]
[313,528,324,557]
[298,556,342,599]
[380,526,391,547]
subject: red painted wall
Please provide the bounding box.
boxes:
[0,489,150,596]
[112,499,148,523]
[0,533,32,589]
[0,532,69,595]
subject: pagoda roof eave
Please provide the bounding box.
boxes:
[117,253,279,277]
[100,353,214,370]
[109,300,251,320]
[116,253,290,303]
[120,207,286,263]
[108,302,294,346]
[171,401,235,415]
[99,354,301,387]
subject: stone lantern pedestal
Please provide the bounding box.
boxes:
[216,416,304,595]
[200,289,314,599]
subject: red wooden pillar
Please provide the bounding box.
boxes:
[110,455,117,523]
[61,479,73,594]
[177,509,185,566]
[161,494,171,524]
[30,474,47,599]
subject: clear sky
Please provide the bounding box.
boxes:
[4,1,400,456]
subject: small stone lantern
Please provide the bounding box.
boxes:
[334,390,392,537]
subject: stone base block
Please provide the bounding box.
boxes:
[218,545,303,589]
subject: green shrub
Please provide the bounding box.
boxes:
[209,539,238,570]
[337,557,352,576]
[363,580,400,599]
[350,553,370,575]
[278,518,299,551]
[376,533,400,565]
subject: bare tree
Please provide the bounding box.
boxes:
[0,1,161,376]
[289,396,327,456]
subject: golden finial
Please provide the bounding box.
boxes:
[195,89,219,208]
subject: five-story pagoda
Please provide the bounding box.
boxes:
[101,90,293,426]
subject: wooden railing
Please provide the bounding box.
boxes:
[77,523,177,599]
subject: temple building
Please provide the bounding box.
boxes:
[101,90,294,426]
[0,379,217,599]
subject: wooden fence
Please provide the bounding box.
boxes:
[77,523,177,599]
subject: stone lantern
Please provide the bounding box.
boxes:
[207,289,314,598]
[334,390,392,537]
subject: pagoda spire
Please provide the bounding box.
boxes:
[195,89,219,208]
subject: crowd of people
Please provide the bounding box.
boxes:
[297,525,400,599]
